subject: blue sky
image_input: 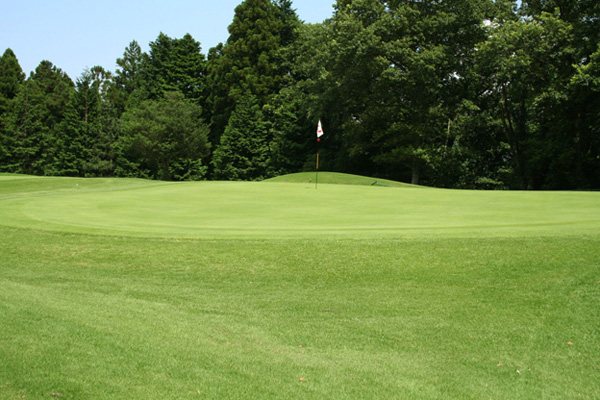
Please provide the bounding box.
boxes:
[1,0,336,79]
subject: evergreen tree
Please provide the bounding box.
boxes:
[74,66,117,176]
[145,33,207,103]
[113,40,148,112]
[275,0,302,47]
[262,3,315,175]
[207,0,287,141]
[0,48,26,169]
[0,49,25,115]
[264,86,313,176]
[4,61,76,175]
[53,99,84,176]
[212,94,270,180]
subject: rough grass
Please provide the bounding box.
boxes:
[0,174,599,399]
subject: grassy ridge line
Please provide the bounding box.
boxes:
[264,171,419,187]
[0,174,169,199]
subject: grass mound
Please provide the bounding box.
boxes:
[264,171,416,187]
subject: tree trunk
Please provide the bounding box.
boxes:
[411,161,420,185]
[500,85,527,189]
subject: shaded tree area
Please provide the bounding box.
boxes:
[212,94,269,180]
[1,60,78,176]
[118,91,210,180]
[0,0,598,188]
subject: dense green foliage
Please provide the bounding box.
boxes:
[207,0,285,131]
[0,0,598,188]
[118,91,210,180]
[212,94,270,180]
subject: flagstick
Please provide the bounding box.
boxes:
[315,152,319,189]
[315,119,323,189]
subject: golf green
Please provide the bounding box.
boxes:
[1,174,598,239]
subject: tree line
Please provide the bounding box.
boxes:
[0,0,598,189]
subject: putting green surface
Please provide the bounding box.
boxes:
[1,174,598,239]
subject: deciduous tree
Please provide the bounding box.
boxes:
[118,91,210,181]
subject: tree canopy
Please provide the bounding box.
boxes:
[0,0,598,189]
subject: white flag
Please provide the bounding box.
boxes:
[317,120,324,138]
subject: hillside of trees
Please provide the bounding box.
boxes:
[1,0,599,189]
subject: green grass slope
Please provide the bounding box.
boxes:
[0,174,599,399]
[265,171,417,187]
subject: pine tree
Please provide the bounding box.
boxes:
[0,49,25,115]
[0,48,26,169]
[264,86,313,176]
[113,40,147,112]
[74,66,117,176]
[275,0,302,47]
[207,0,286,141]
[145,33,206,102]
[212,94,270,180]
[6,61,76,175]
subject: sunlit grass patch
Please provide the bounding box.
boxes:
[0,174,598,399]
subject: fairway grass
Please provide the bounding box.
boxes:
[0,174,599,399]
